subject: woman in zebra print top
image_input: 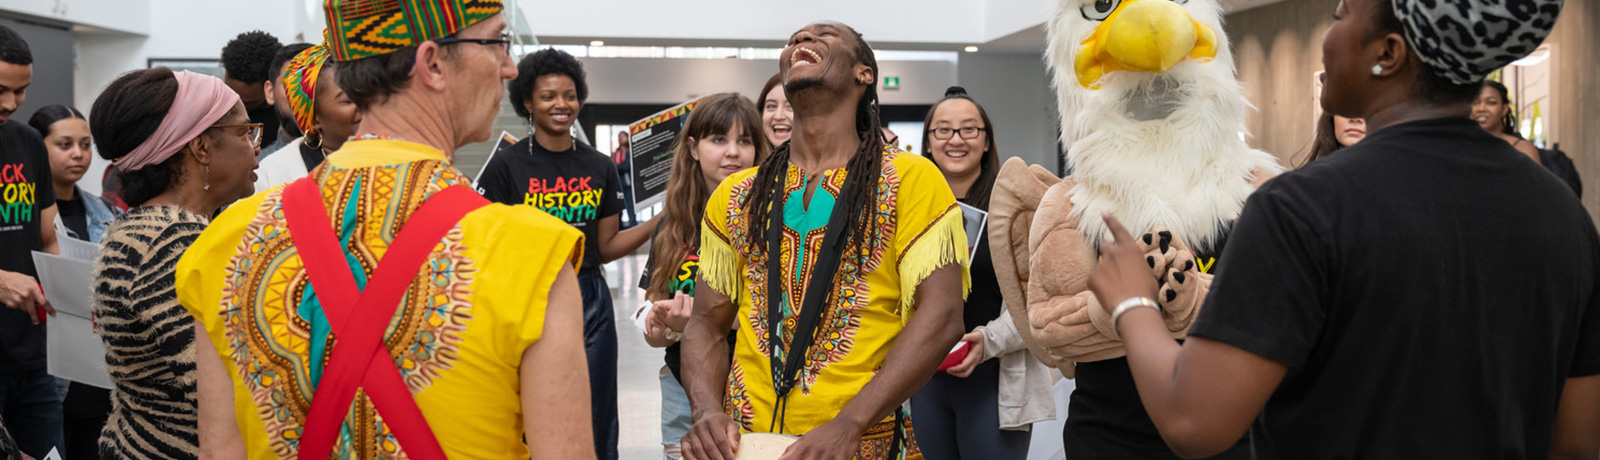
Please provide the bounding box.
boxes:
[87,68,261,459]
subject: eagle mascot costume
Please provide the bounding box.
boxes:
[989,0,1281,456]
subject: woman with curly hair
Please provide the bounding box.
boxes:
[475,48,656,460]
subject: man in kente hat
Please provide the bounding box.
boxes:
[1084,0,1599,458]
[176,0,597,458]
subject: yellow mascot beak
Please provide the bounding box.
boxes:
[1075,0,1218,89]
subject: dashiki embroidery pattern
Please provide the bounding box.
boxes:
[220,160,478,458]
[701,146,969,460]
[750,164,896,395]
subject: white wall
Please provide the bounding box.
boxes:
[0,0,149,34]
[56,0,299,195]
[957,53,1058,171]
[579,57,957,106]
[74,1,296,111]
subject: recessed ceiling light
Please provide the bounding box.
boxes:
[590,40,606,47]
[964,46,979,53]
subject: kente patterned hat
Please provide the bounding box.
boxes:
[1392,0,1563,85]
[283,44,330,136]
[324,0,503,61]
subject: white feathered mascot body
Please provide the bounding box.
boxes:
[990,0,1282,373]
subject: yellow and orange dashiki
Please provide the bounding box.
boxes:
[699,147,971,459]
[176,139,583,459]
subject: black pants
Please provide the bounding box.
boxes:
[62,382,110,460]
[1063,358,1249,459]
[0,368,63,459]
[910,360,1030,460]
[578,268,619,460]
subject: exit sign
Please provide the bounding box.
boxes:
[884,76,901,90]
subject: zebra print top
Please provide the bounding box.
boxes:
[92,205,207,460]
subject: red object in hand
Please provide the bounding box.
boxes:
[35,284,46,324]
[937,341,972,372]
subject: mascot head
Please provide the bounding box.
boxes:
[1048,0,1240,140]
[1045,0,1279,252]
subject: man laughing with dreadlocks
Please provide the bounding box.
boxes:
[679,21,972,460]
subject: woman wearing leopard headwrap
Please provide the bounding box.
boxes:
[1083,0,1599,458]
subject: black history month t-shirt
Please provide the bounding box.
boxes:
[0,121,56,373]
[476,137,624,270]
[638,241,698,382]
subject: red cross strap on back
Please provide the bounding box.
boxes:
[279,177,489,460]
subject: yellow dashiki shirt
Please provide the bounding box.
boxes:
[176,140,584,459]
[700,147,971,459]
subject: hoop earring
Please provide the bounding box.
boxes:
[306,132,323,150]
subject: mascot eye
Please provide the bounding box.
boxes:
[1080,0,1121,21]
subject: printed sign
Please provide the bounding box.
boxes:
[628,97,705,209]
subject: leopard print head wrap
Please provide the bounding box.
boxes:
[1392,0,1564,85]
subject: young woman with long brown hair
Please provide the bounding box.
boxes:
[637,92,768,459]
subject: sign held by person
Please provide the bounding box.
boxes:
[627,97,705,209]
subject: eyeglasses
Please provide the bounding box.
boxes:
[210,123,264,147]
[435,31,513,56]
[928,126,988,140]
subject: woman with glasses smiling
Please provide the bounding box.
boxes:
[85,68,259,460]
[911,86,1054,460]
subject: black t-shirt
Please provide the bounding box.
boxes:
[1064,233,1244,460]
[0,121,56,372]
[57,191,87,240]
[1539,149,1583,199]
[1189,118,1600,459]
[477,138,624,270]
[299,140,327,173]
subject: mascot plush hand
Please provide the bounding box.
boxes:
[989,0,1282,373]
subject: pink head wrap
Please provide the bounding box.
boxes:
[113,70,241,171]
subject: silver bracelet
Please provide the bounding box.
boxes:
[1111,297,1161,329]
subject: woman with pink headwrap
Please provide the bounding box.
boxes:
[85,68,259,459]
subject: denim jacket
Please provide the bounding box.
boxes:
[58,187,121,243]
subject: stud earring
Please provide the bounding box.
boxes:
[1371,65,1384,76]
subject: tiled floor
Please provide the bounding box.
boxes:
[602,254,669,460]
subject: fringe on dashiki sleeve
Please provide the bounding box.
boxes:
[699,219,744,302]
[896,205,972,324]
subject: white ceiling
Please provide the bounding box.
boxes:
[533,0,1289,55]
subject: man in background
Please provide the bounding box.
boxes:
[220,30,284,150]
[258,42,313,160]
[0,23,62,460]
